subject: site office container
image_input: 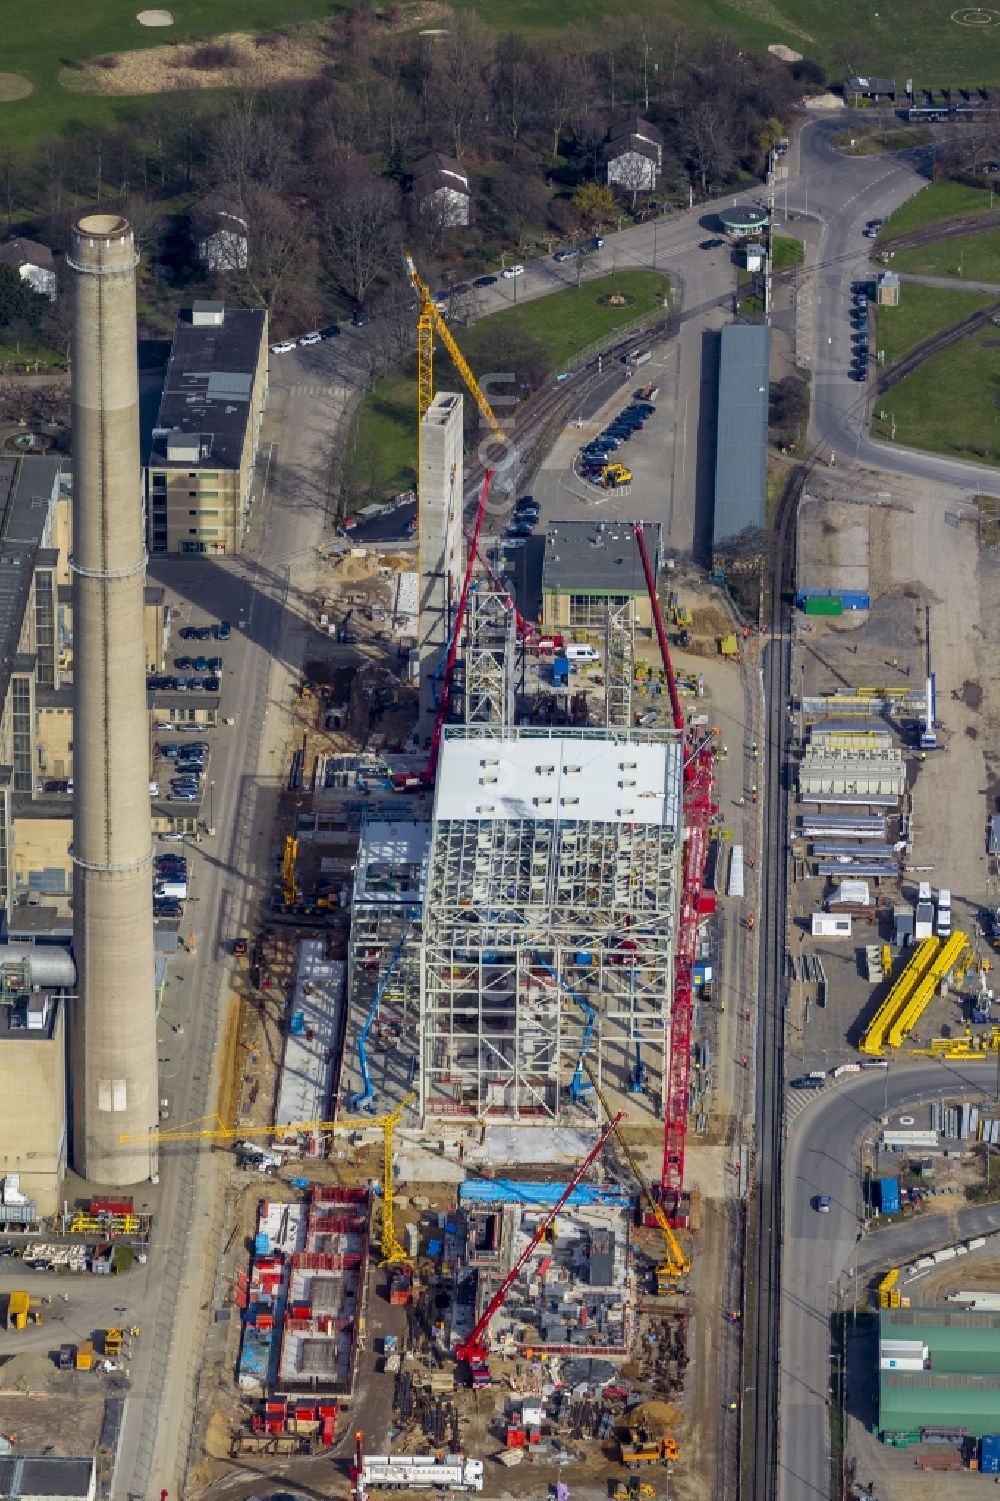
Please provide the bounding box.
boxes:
[981,1435,1000,1473]
[803,595,843,617]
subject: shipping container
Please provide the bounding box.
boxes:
[803,595,844,616]
[980,1435,1000,1473]
[879,1177,901,1215]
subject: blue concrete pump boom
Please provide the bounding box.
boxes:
[352,924,412,1112]
[530,952,596,1102]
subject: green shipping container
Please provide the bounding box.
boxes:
[804,595,843,616]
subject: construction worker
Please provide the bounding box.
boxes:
[751,742,759,760]
[738,794,746,807]
[747,915,755,931]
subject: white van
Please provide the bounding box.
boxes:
[149,781,160,797]
[937,888,952,937]
[564,644,600,663]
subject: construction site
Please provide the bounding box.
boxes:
[145,253,740,1501]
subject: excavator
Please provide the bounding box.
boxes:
[583,1058,690,1295]
[601,461,633,489]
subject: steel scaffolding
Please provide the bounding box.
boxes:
[462,586,516,727]
[605,601,635,729]
[420,730,681,1122]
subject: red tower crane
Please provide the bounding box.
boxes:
[633,523,717,1217]
[455,1112,623,1383]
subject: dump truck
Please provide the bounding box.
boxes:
[76,1340,94,1370]
[620,1429,680,1468]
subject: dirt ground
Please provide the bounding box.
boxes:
[62,4,450,96]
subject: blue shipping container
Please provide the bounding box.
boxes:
[552,658,570,686]
[879,1176,900,1215]
[254,1232,269,1255]
[981,1436,1000,1474]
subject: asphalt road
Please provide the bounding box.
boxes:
[780,1059,1000,1501]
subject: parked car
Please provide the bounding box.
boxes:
[815,1195,832,1213]
[159,831,185,842]
[174,656,193,670]
[501,264,525,279]
[173,677,188,692]
[298,331,321,347]
[154,900,184,919]
[473,274,497,288]
[554,247,580,263]
[351,308,373,327]
[203,676,221,692]
[700,237,724,249]
[194,626,212,640]
[270,340,295,354]
[170,790,198,801]
[216,620,231,641]
[178,627,198,640]
[319,324,340,340]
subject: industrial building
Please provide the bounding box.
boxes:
[879,1307,1000,1440]
[712,324,771,556]
[540,521,661,638]
[146,301,268,556]
[0,1457,96,1501]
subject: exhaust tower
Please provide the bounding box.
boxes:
[68,213,158,1183]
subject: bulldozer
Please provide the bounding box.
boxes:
[601,461,633,489]
[620,1428,680,1469]
[612,1479,656,1499]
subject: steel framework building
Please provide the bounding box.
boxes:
[462,585,517,727]
[604,601,635,729]
[419,726,682,1122]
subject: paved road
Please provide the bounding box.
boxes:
[780,1059,1000,1501]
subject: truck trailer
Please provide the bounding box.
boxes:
[360,1455,484,1492]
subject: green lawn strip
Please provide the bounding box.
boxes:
[772,235,804,271]
[874,283,992,366]
[0,339,64,371]
[831,126,932,155]
[889,232,1000,284]
[871,328,1000,466]
[480,268,669,369]
[879,182,996,241]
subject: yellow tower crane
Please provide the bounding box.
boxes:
[118,1091,417,1265]
[582,1058,691,1291]
[404,252,506,479]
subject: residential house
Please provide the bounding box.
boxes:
[410,153,471,228]
[190,194,249,274]
[845,76,897,101]
[606,119,664,194]
[0,238,57,301]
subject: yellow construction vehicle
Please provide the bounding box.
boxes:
[601,462,633,488]
[118,1092,416,1265]
[667,596,692,629]
[583,1058,690,1291]
[612,1479,656,1499]
[620,1429,680,1468]
[281,835,300,907]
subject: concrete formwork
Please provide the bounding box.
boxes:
[417,392,463,728]
[68,213,158,1184]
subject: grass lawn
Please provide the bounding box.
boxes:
[831,125,933,155]
[0,0,337,146]
[890,231,1000,284]
[0,338,63,372]
[772,235,804,272]
[347,270,670,502]
[871,327,1000,466]
[879,182,996,242]
[874,283,993,365]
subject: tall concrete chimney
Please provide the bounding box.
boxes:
[68,213,158,1184]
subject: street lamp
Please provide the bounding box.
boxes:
[208,779,215,836]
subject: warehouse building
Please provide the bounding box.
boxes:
[712,324,770,558]
[879,1307,1000,1440]
[146,301,268,556]
[540,520,661,638]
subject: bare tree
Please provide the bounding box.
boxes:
[427,16,494,159]
[683,104,734,195]
[493,38,537,143]
[540,53,584,160]
[235,184,313,311]
[611,150,655,211]
[322,162,401,307]
[207,92,291,199]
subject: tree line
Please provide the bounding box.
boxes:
[0,12,827,341]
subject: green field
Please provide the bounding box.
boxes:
[831,125,933,156]
[874,283,993,365]
[871,328,1000,466]
[891,231,1000,284]
[349,270,670,501]
[879,182,996,241]
[6,0,1000,147]
[0,0,337,145]
[772,235,804,272]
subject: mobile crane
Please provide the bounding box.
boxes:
[119,1092,417,1264]
[582,1057,690,1294]
[454,1114,623,1385]
[633,522,717,1221]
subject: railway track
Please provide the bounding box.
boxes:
[876,297,1000,394]
[742,465,801,1501]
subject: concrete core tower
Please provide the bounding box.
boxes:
[68,214,158,1184]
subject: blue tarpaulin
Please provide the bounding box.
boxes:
[459,1179,631,1208]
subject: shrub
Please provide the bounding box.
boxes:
[188,42,240,70]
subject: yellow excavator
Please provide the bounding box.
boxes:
[602,462,633,489]
[583,1058,690,1294]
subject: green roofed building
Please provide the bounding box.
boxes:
[879,1307,1000,1440]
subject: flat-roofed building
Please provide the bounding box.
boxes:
[540,520,660,637]
[146,301,268,555]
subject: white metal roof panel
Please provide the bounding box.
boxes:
[434,734,682,829]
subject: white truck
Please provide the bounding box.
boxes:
[360,1455,484,1492]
